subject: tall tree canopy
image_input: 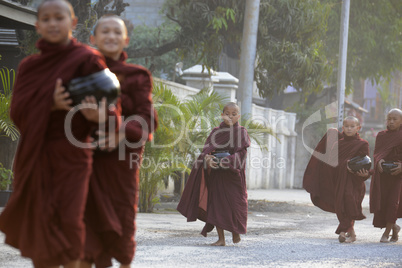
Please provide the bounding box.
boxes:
[14,0,402,101]
[127,0,330,99]
[324,0,402,89]
[125,0,401,100]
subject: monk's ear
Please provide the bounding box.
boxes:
[71,17,78,30]
[35,22,41,35]
[124,36,130,48]
[90,35,96,46]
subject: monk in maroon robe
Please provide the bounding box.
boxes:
[370,108,402,243]
[177,102,250,246]
[304,117,371,243]
[81,16,158,268]
[0,1,108,267]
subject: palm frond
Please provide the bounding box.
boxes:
[0,67,19,141]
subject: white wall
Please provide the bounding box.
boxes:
[121,0,165,27]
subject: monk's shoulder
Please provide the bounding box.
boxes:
[118,62,151,79]
[374,130,388,141]
[72,42,104,59]
[239,126,250,135]
[18,53,42,70]
[208,126,220,135]
[211,126,220,132]
[376,130,387,137]
[357,138,369,148]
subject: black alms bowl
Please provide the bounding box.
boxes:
[212,151,231,165]
[67,68,120,106]
[381,161,398,174]
[348,155,371,172]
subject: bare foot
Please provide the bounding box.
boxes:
[345,235,356,243]
[232,233,241,244]
[380,234,390,243]
[338,232,346,243]
[390,224,400,242]
[211,240,225,246]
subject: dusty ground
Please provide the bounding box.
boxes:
[1,201,402,267]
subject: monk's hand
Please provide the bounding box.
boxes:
[80,96,108,123]
[390,162,402,176]
[96,128,125,152]
[205,155,218,169]
[219,157,230,169]
[378,159,385,173]
[346,160,354,174]
[52,78,72,111]
[356,169,369,177]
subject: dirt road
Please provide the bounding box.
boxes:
[1,201,401,267]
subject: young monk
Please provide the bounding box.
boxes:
[0,1,109,267]
[304,116,371,243]
[80,15,157,268]
[177,102,250,246]
[370,108,402,243]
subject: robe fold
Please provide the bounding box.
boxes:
[0,39,107,266]
[370,128,402,228]
[177,122,250,237]
[303,129,370,233]
[84,52,157,267]
[303,129,342,212]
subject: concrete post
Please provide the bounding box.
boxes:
[238,0,260,117]
[336,0,350,129]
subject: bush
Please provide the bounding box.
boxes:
[0,163,12,191]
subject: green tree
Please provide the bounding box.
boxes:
[127,23,199,81]
[127,0,330,99]
[293,0,402,126]
[323,0,402,90]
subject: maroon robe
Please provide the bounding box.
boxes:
[304,129,370,233]
[332,133,370,233]
[0,39,107,266]
[370,128,402,228]
[84,52,157,267]
[303,128,342,212]
[177,122,250,237]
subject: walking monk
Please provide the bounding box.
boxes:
[304,117,371,243]
[177,102,250,246]
[370,108,402,243]
[80,15,157,268]
[0,0,109,267]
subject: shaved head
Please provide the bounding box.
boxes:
[388,108,402,118]
[37,0,75,18]
[92,15,128,36]
[223,102,240,113]
[343,116,360,126]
